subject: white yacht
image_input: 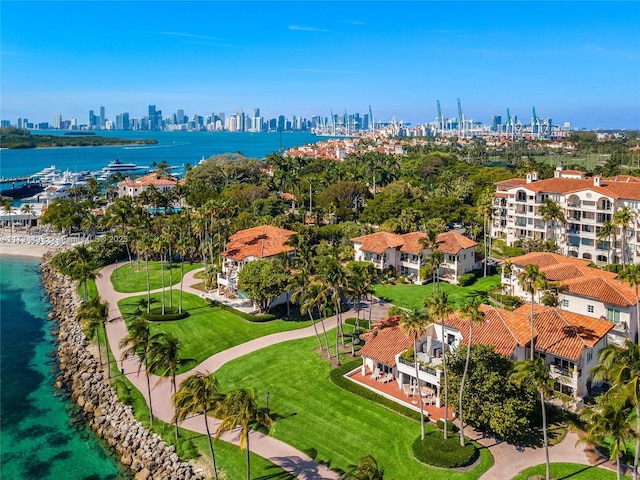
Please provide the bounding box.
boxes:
[96,157,148,180]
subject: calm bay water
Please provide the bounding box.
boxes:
[0,256,132,479]
[0,130,324,180]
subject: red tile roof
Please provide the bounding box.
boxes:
[400,232,428,254]
[503,252,590,270]
[436,231,477,254]
[538,263,618,282]
[118,174,179,187]
[560,276,637,307]
[351,231,404,254]
[500,176,640,200]
[445,305,532,357]
[513,305,614,361]
[222,225,296,261]
[359,316,413,367]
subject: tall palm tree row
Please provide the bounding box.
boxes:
[618,265,640,345]
[457,298,485,447]
[510,358,554,480]
[173,372,223,480]
[400,308,430,440]
[76,297,109,373]
[215,387,273,480]
[147,332,193,440]
[426,291,453,439]
[591,340,640,480]
[119,316,155,424]
[517,264,547,360]
[613,206,634,267]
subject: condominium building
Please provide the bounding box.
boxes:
[492,168,640,265]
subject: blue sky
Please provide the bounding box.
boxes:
[2,1,639,129]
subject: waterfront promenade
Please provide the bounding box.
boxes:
[95,264,622,480]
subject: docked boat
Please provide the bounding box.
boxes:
[96,157,148,180]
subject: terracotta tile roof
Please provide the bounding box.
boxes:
[222,225,296,261]
[118,174,179,187]
[502,176,640,200]
[531,306,613,361]
[494,178,528,188]
[503,252,590,269]
[539,263,618,282]
[560,276,637,307]
[351,231,404,254]
[445,305,532,357]
[399,232,428,254]
[561,170,586,176]
[359,316,413,367]
[604,175,640,183]
[436,231,477,254]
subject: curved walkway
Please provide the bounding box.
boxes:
[96,264,623,480]
[97,264,390,480]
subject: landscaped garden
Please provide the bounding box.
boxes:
[117,291,311,373]
[374,274,501,311]
[111,261,203,293]
[212,333,493,479]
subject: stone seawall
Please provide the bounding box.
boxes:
[40,257,205,480]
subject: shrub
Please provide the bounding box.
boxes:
[142,307,189,322]
[412,432,477,468]
[436,419,459,433]
[387,305,405,316]
[457,272,476,287]
[207,300,277,322]
[501,295,523,309]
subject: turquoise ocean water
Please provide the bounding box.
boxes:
[0,256,132,479]
[0,130,325,180]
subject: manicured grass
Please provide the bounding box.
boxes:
[512,462,630,480]
[111,261,203,293]
[213,333,493,479]
[118,290,311,373]
[109,373,286,480]
[374,275,501,311]
[76,277,98,301]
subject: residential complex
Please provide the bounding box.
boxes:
[492,167,640,265]
[351,230,479,284]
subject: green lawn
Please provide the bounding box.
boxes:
[213,334,493,479]
[512,462,630,480]
[118,291,311,373]
[374,275,501,311]
[111,261,203,293]
[76,277,98,300]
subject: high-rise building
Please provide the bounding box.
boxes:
[100,106,106,128]
[54,113,62,129]
[148,105,158,130]
[492,115,502,132]
[89,110,97,129]
[177,109,185,124]
[237,107,244,131]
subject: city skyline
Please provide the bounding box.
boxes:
[2,1,639,130]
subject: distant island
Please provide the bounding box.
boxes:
[0,127,157,149]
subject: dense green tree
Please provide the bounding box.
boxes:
[237,259,289,313]
[340,454,385,480]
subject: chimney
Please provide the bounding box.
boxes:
[526,172,538,184]
[593,175,601,187]
[554,166,563,178]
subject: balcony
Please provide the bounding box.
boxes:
[397,355,442,384]
[549,364,579,388]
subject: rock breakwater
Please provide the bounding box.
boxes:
[40,257,205,480]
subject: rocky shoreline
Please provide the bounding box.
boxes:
[40,256,205,480]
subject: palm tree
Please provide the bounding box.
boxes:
[138,236,154,313]
[426,291,453,439]
[619,265,640,344]
[400,308,430,440]
[119,316,155,424]
[518,264,547,360]
[511,358,554,480]
[175,235,194,314]
[20,203,35,234]
[68,245,98,302]
[173,372,223,480]
[597,220,616,265]
[147,333,193,440]
[591,340,640,480]
[614,206,634,267]
[76,297,109,371]
[1,198,14,234]
[503,260,515,295]
[458,298,485,446]
[215,387,273,480]
[427,249,444,293]
[340,454,384,480]
[318,256,348,365]
[152,234,168,315]
[580,395,635,480]
[539,198,566,249]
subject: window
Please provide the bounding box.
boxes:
[607,308,621,324]
[587,350,593,362]
[587,305,594,314]
[562,299,569,308]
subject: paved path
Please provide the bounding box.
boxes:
[97,264,390,480]
[96,264,627,480]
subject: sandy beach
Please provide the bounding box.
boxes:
[0,242,54,258]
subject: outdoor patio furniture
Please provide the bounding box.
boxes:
[379,373,394,383]
[402,384,413,397]
[370,367,381,380]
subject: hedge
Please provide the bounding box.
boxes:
[458,272,476,287]
[142,308,189,322]
[207,300,277,322]
[329,361,422,422]
[412,431,477,468]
